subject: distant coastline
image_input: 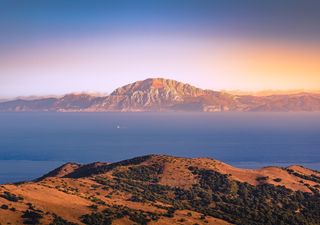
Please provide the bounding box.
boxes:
[1,78,320,112]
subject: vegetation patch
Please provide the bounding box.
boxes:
[256,176,269,183]
[286,169,320,184]
[22,210,43,225]
[50,214,78,225]
[67,155,153,178]
[187,167,320,225]
[273,178,282,182]
[94,166,320,224]
[81,205,159,225]
[0,191,24,202]
[113,164,164,182]
[0,204,9,210]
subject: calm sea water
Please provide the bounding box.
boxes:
[0,112,319,183]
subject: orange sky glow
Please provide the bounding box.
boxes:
[2,37,319,98]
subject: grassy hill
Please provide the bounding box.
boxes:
[0,155,320,224]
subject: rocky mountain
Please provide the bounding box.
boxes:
[0,154,320,224]
[1,78,320,112]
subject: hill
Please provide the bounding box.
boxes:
[0,155,320,224]
[1,78,320,112]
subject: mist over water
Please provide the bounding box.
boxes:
[0,112,319,183]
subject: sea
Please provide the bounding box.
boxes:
[0,112,319,183]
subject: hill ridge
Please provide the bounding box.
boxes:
[1,154,320,225]
[36,154,320,193]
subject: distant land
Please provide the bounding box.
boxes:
[1,78,320,112]
[226,89,320,96]
[0,154,320,224]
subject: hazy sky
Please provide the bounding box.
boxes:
[1,0,320,98]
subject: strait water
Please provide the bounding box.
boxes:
[0,112,319,183]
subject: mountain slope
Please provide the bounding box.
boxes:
[88,78,242,112]
[1,78,320,112]
[0,155,320,225]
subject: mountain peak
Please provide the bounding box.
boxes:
[111,78,208,97]
[148,78,166,89]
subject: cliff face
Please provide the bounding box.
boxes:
[1,78,320,112]
[0,154,320,225]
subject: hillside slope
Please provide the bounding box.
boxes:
[1,155,320,225]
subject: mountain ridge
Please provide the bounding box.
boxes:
[1,78,320,112]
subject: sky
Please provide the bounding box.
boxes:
[0,0,320,98]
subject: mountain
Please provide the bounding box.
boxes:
[89,78,241,112]
[1,78,320,112]
[0,155,319,225]
[0,98,10,103]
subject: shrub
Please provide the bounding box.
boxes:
[0,191,23,202]
[50,214,78,225]
[1,204,9,210]
[256,176,269,182]
[273,178,282,182]
[22,210,43,224]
